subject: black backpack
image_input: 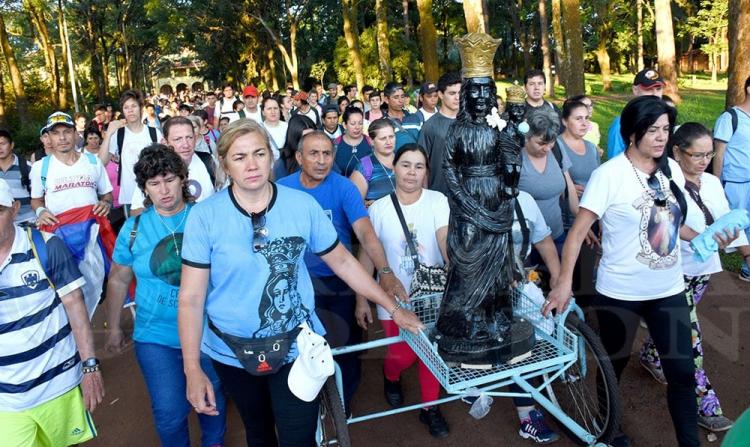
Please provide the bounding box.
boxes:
[17,154,31,193]
[195,151,217,186]
[116,126,158,184]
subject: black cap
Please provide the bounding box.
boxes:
[419,82,438,95]
[323,104,339,116]
[633,68,665,89]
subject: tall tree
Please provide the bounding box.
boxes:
[654,0,680,101]
[416,0,439,82]
[24,0,62,107]
[56,0,69,109]
[0,13,28,118]
[551,0,568,89]
[538,0,554,97]
[636,0,645,71]
[0,68,5,125]
[342,0,365,93]
[561,0,584,96]
[375,0,393,82]
[592,0,613,91]
[726,0,750,107]
[462,0,488,33]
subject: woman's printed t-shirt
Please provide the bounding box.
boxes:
[518,148,571,240]
[681,172,749,277]
[113,205,192,348]
[353,155,395,202]
[29,153,113,216]
[334,136,372,177]
[181,184,339,368]
[580,155,686,301]
[368,189,449,320]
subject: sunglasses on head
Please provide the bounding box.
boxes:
[647,175,668,208]
[252,212,269,252]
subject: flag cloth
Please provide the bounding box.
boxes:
[39,205,116,319]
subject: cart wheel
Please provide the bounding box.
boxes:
[318,377,351,447]
[545,314,622,445]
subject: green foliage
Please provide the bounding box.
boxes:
[679,0,728,59]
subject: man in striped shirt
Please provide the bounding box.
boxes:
[0,130,34,224]
[0,179,104,445]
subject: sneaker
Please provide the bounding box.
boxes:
[698,414,734,432]
[739,265,750,283]
[383,374,403,408]
[419,406,450,438]
[639,358,668,385]
[518,409,560,444]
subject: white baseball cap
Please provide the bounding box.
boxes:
[288,325,334,402]
[0,179,14,208]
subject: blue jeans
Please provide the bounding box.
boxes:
[134,342,226,447]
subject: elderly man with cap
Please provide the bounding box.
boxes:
[0,177,105,445]
[237,85,262,123]
[607,67,665,158]
[293,91,322,128]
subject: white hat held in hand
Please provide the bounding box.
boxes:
[288,323,334,402]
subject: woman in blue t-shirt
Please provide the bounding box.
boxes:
[178,119,423,446]
[334,106,372,177]
[350,118,397,206]
[104,144,226,446]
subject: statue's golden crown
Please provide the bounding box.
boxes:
[506,82,526,104]
[454,33,501,79]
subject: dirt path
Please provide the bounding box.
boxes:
[87,271,749,446]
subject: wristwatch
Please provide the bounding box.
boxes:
[81,357,101,374]
[378,266,394,275]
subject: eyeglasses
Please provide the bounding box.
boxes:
[681,151,716,161]
[647,175,668,207]
[252,213,269,252]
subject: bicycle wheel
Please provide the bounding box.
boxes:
[544,314,621,445]
[318,377,351,447]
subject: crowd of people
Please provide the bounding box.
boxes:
[0,64,749,447]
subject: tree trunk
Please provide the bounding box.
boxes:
[463,0,487,33]
[596,38,612,92]
[416,0,439,82]
[636,0,644,71]
[551,0,569,90]
[0,68,5,126]
[57,0,69,109]
[250,11,301,90]
[726,0,750,107]
[83,2,106,101]
[25,1,61,108]
[539,0,554,97]
[561,0,584,96]
[654,0,680,101]
[402,0,411,41]
[267,48,280,92]
[342,0,365,93]
[0,13,28,118]
[375,0,393,83]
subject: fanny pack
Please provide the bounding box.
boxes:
[208,318,302,376]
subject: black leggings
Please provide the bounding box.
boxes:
[212,361,319,447]
[595,292,698,447]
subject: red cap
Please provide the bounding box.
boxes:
[243,85,259,97]
[294,91,308,101]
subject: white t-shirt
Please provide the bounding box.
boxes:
[30,153,113,216]
[263,121,288,160]
[580,155,686,301]
[681,172,748,276]
[368,189,449,320]
[241,109,263,123]
[130,153,215,210]
[420,107,438,122]
[214,96,238,119]
[513,191,552,261]
[107,126,163,204]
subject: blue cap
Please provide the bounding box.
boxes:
[42,111,75,134]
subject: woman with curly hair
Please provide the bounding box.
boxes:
[104,143,226,446]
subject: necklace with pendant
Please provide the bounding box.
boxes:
[156,205,188,256]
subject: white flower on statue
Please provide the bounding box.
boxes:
[485,107,507,131]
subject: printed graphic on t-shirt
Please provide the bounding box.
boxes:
[253,236,310,337]
[149,233,183,287]
[633,191,680,269]
[398,225,419,276]
[187,179,203,200]
[51,174,97,192]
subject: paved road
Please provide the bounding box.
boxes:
[87,271,749,446]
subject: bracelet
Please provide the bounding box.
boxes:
[81,357,101,374]
[389,301,402,318]
[35,207,49,218]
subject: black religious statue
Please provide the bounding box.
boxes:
[434,33,536,365]
[502,82,528,147]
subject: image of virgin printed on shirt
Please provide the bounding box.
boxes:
[633,190,682,270]
[253,236,311,338]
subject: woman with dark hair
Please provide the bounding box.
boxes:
[350,118,397,205]
[546,96,734,446]
[104,144,227,446]
[334,106,372,176]
[337,96,350,116]
[638,122,749,432]
[279,94,293,122]
[261,96,287,158]
[272,114,317,180]
[356,143,450,438]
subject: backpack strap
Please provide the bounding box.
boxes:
[514,199,530,263]
[27,227,54,289]
[551,140,568,201]
[17,154,30,193]
[128,214,141,251]
[729,107,738,136]
[196,151,217,186]
[116,127,126,184]
[361,155,374,182]
[84,152,98,165]
[40,155,51,192]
